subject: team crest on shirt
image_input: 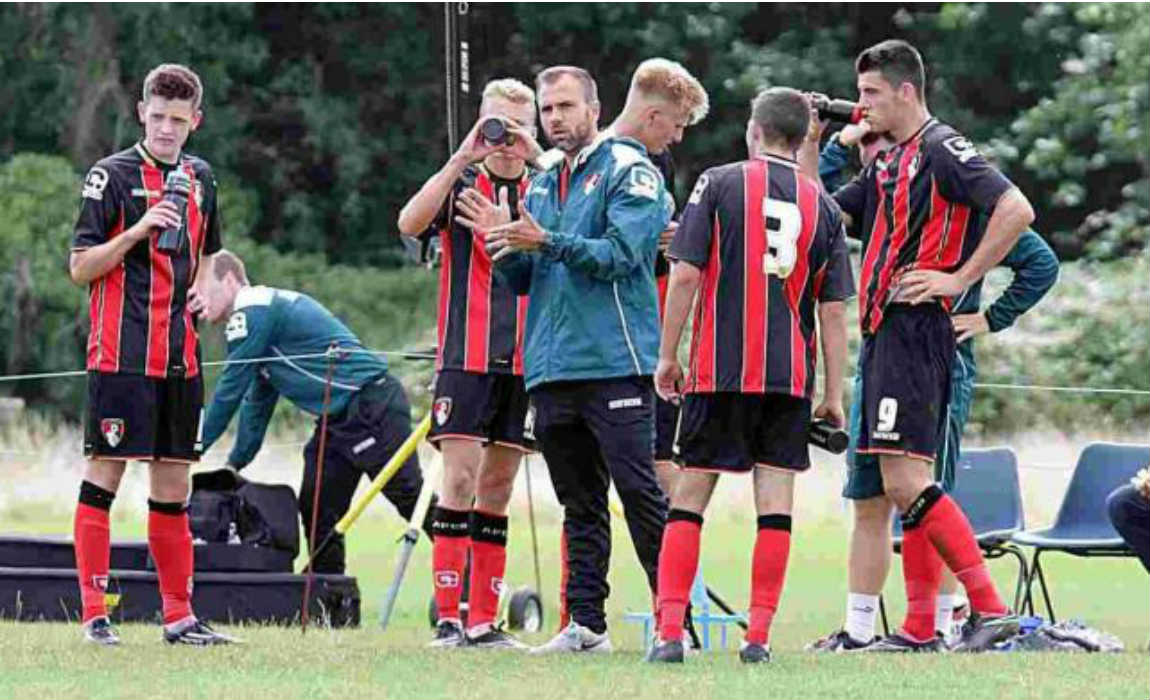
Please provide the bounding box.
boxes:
[100,419,125,448]
[583,172,602,195]
[434,397,453,426]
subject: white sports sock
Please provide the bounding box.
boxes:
[935,593,958,636]
[845,593,880,643]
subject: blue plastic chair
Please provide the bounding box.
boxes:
[882,447,1029,634]
[1010,442,1149,622]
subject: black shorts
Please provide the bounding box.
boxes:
[84,371,204,463]
[654,396,680,462]
[856,303,954,462]
[674,392,811,473]
[428,369,533,451]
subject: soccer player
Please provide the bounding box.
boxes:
[458,62,706,654]
[826,40,1035,652]
[397,78,539,649]
[806,124,1059,651]
[197,251,431,576]
[69,63,233,646]
[646,87,853,664]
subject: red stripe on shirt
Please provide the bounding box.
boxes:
[920,176,946,264]
[513,295,528,376]
[436,210,453,372]
[690,214,722,393]
[741,160,768,393]
[787,175,818,396]
[90,209,126,373]
[142,164,172,378]
[181,163,202,377]
[464,173,495,372]
[939,202,971,270]
[869,139,921,333]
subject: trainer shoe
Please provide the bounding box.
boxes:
[864,631,947,653]
[82,617,120,646]
[529,621,612,655]
[163,618,240,646]
[951,611,1020,653]
[645,638,684,663]
[738,641,771,663]
[428,620,465,648]
[804,629,875,652]
[464,623,528,650]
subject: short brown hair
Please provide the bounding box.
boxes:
[142,63,204,110]
[855,40,926,101]
[751,87,810,151]
[535,66,598,105]
[629,58,709,125]
[212,250,248,285]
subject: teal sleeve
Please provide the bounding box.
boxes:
[200,305,276,452]
[985,229,1059,333]
[539,162,668,281]
[225,375,279,469]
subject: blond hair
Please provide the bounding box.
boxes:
[482,78,536,109]
[629,58,709,125]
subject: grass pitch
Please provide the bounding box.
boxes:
[1,453,1147,700]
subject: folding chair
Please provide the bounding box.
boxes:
[881,447,1028,635]
[1011,442,1149,623]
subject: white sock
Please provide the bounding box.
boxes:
[935,593,958,636]
[845,593,880,643]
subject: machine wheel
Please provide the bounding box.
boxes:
[506,586,543,632]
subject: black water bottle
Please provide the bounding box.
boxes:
[812,95,866,124]
[156,170,190,255]
[808,419,849,454]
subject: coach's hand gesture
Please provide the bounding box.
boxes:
[484,201,547,261]
[454,187,511,235]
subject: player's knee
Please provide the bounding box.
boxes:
[854,496,894,531]
[440,467,477,509]
[148,462,190,502]
[83,459,126,493]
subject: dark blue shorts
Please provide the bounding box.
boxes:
[428,369,533,451]
[675,392,811,473]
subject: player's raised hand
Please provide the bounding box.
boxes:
[499,123,544,164]
[485,201,547,261]
[899,269,966,305]
[951,312,990,343]
[654,357,685,405]
[452,119,503,166]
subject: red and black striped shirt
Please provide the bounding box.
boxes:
[670,155,855,398]
[72,143,223,379]
[431,165,529,376]
[832,119,1013,335]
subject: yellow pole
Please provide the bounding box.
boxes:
[334,411,432,534]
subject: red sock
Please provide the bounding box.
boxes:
[74,481,115,624]
[747,515,791,646]
[558,530,570,631]
[467,511,508,631]
[900,520,945,641]
[920,493,1007,615]
[147,500,195,625]
[431,507,470,623]
[656,511,702,642]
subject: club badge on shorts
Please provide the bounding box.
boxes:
[100,418,125,448]
[434,397,453,427]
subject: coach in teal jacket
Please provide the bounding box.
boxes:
[198,252,430,573]
[492,131,672,390]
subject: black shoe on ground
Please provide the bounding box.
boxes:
[163,619,240,646]
[952,612,1019,653]
[464,624,528,650]
[82,617,121,647]
[739,641,771,663]
[804,629,875,652]
[645,639,684,663]
[865,631,947,653]
[428,620,465,648]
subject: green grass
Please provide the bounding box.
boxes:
[2,493,1148,700]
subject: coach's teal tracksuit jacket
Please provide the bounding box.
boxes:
[200,286,391,468]
[495,132,673,391]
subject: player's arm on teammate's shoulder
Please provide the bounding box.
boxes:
[68,165,182,285]
[224,375,280,471]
